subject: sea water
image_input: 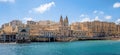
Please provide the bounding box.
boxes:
[0,40,120,55]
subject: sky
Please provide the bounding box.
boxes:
[0,0,120,26]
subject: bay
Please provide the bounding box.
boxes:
[0,40,120,55]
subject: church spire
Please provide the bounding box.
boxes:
[60,16,63,25]
[65,16,68,24]
[64,16,69,26]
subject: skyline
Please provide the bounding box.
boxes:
[0,0,120,26]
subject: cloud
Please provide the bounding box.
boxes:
[80,16,102,22]
[93,10,104,14]
[80,14,85,17]
[94,16,100,21]
[0,0,15,3]
[80,14,91,22]
[81,17,91,22]
[99,11,104,14]
[23,17,33,21]
[91,16,102,21]
[80,11,113,22]
[115,18,120,24]
[80,13,102,22]
[93,10,97,14]
[105,15,112,19]
[80,14,88,17]
[80,14,102,22]
[32,2,55,14]
[113,2,120,8]
[93,10,113,20]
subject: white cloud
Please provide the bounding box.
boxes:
[80,14,102,22]
[105,15,112,19]
[81,17,91,22]
[91,16,102,21]
[24,17,33,21]
[0,0,15,3]
[94,16,100,21]
[113,2,120,8]
[80,14,89,18]
[93,10,104,14]
[115,19,120,24]
[93,10,97,14]
[32,2,55,14]
[80,14,85,17]
[80,14,91,22]
[99,11,104,14]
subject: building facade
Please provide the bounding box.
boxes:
[0,16,120,42]
[16,25,30,43]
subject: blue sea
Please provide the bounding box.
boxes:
[0,40,120,55]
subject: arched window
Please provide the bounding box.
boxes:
[21,29,27,32]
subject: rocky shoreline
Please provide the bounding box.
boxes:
[30,37,120,42]
[0,37,120,43]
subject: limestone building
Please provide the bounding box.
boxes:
[16,25,30,43]
[39,16,71,38]
[0,16,120,42]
